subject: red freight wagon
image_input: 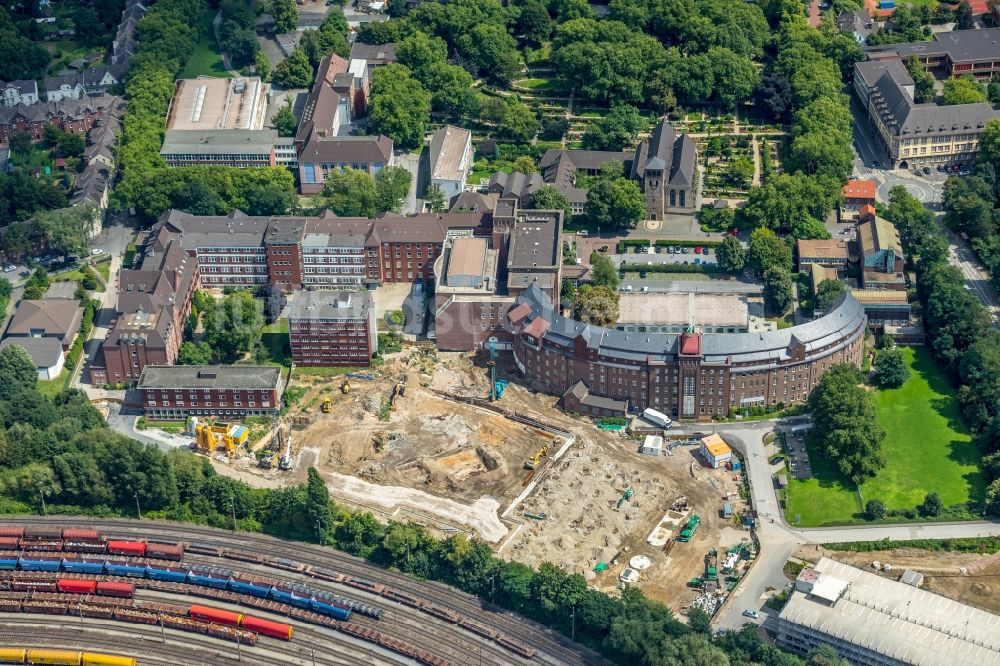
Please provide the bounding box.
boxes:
[96,581,134,598]
[0,528,23,538]
[0,537,19,548]
[58,579,98,594]
[62,529,100,541]
[241,615,294,641]
[189,604,244,627]
[146,543,184,561]
[107,541,147,557]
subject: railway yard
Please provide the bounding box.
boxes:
[217,350,757,617]
[0,518,604,665]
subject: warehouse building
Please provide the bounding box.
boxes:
[777,557,1000,665]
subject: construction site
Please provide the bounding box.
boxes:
[157,346,756,615]
[795,544,1000,616]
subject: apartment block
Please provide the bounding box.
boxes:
[138,365,283,420]
[288,290,376,367]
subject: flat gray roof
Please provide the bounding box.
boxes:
[137,365,282,390]
[288,290,372,320]
[865,28,1000,63]
[161,129,277,155]
[508,211,561,270]
[779,558,1000,666]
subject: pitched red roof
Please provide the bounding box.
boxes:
[680,332,701,356]
[523,316,550,340]
[859,203,876,220]
[507,303,532,326]
[842,180,876,200]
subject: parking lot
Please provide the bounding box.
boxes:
[778,428,813,480]
[614,245,719,269]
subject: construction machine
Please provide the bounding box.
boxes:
[278,426,293,470]
[193,422,248,457]
[616,486,634,509]
[487,338,508,400]
[341,380,351,395]
[321,397,333,413]
[524,443,550,470]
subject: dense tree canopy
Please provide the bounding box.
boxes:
[585,165,646,231]
[942,76,988,106]
[368,65,432,150]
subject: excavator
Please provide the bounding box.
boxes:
[524,443,550,470]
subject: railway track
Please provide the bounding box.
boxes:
[0,517,605,665]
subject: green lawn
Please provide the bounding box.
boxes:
[180,8,230,79]
[94,260,111,284]
[783,347,982,527]
[36,372,70,399]
[261,318,290,367]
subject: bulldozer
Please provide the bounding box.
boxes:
[321,397,333,413]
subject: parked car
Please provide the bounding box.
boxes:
[667,246,675,254]
[704,247,712,255]
[91,248,103,255]
[640,271,648,278]
[577,230,589,236]
[771,456,785,465]
[743,609,760,618]
[728,227,739,237]
[959,170,970,176]
[922,166,931,175]
[694,246,702,254]
[654,245,662,253]
[694,258,701,265]
[681,247,689,254]
[3,265,15,273]
[873,160,881,167]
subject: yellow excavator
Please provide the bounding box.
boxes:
[321,397,332,413]
[524,443,550,470]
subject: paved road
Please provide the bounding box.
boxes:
[712,421,1000,632]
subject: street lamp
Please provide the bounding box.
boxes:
[134,492,142,520]
[231,498,238,532]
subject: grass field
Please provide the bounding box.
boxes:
[180,8,229,79]
[783,347,982,527]
[261,318,290,367]
[36,372,70,399]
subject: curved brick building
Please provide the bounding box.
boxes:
[506,285,866,420]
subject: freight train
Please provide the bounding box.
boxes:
[189,603,294,640]
[0,527,182,561]
[1,579,134,598]
[0,649,136,666]
[0,555,377,622]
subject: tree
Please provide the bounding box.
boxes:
[272,102,298,137]
[368,65,432,150]
[585,166,645,231]
[864,499,887,520]
[582,105,644,152]
[725,157,754,189]
[942,76,987,106]
[8,131,31,156]
[762,266,793,315]
[245,181,295,216]
[531,185,573,220]
[989,76,1000,106]
[589,252,620,291]
[173,180,221,216]
[306,467,331,542]
[987,478,1000,516]
[808,364,886,486]
[905,55,935,104]
[874,347,910,389]
[518,0,552,44]
[319,168,377,217]
[202,290,265,363]
[299,11,350,66]
[425,184,446,213]
[34,205,94,259]
[572,285,619,327]
[271,49,314,89]
[423,62,478,118]
[747,228,792,274]
[919,491,943,517]
[708,47,759,109]
[685,607,712,635]
[23,267,49,300]
[955,0,974,30]
[221,26,259,68]
[271,0,298,34]
[256,283,287,324]
[255,52,271,80]
[497,98,541,142]
[808,644,850,666]
[0,343,38,400]
[458,23,522,85]
[716,235,746,273]
[396,31,447,76]
[178,341,214,365]
[755,71,794,123]
[375,165,412,214]
[815,279,846,313]
[513,155,538,175]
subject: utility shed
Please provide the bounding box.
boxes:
[900,569,924,588]
[699,434,732,468]
[640,435,663,456]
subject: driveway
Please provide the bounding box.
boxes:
[712,419,1000,632]
[395,152,423,215]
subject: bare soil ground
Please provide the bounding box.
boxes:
[226,348,755,611]
[793,545,1000,615]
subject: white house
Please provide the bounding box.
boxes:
[428,125,473,203]
[0,80,39,108]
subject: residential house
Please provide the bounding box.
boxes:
[487,171,543,206]
[835,10,877,43]
[4,299,83,352]
[0,80,39,108]
[0,94,119,143]
[45,64,127,102]
[0,338,65,380]
[841,179,877,211]
[797,239,850,271]
[428,125,473,203]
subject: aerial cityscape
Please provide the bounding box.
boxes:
[2,0,1000,664]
